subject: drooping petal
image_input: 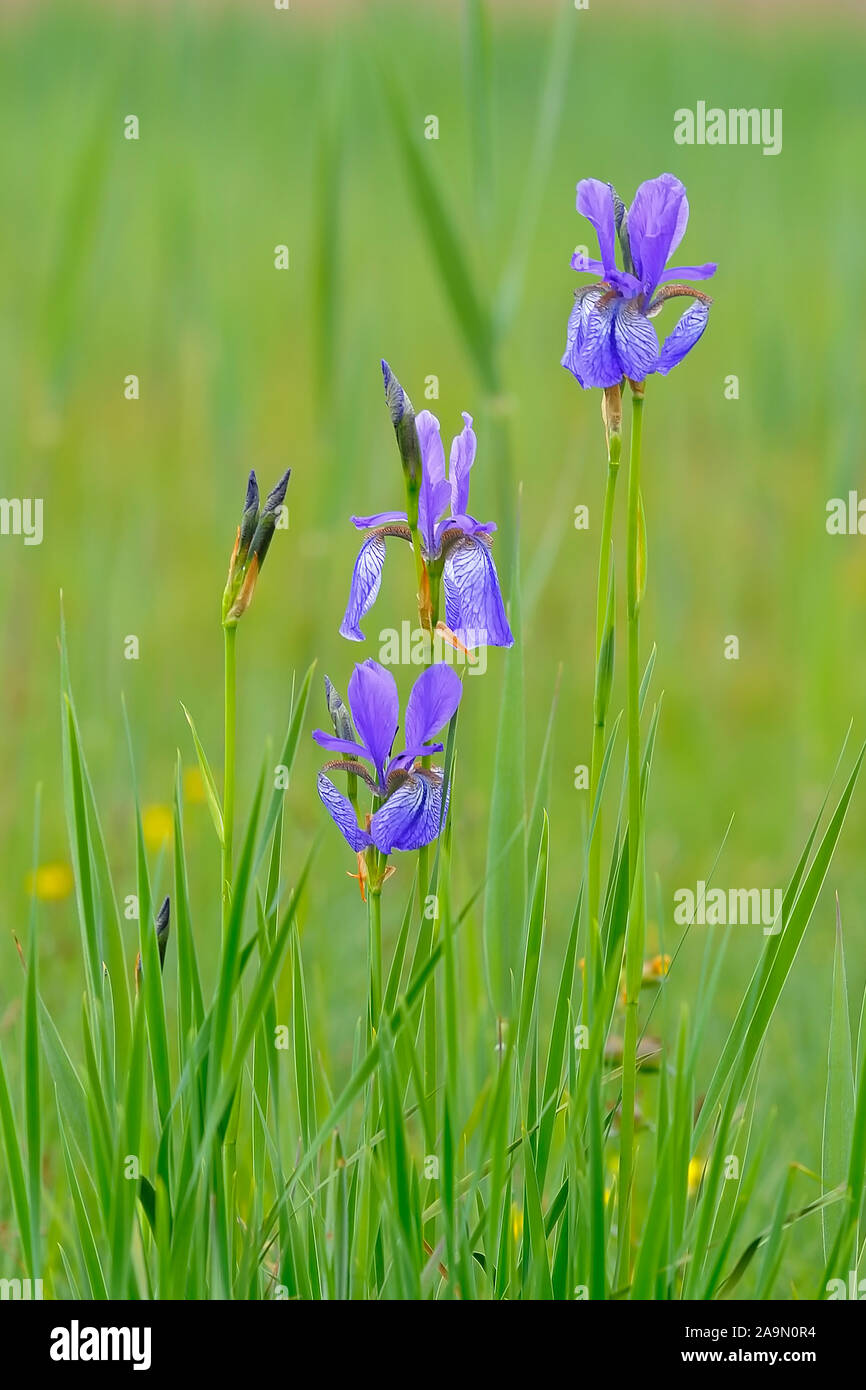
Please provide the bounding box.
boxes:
[562,284,606,385]
[317,772,373,853]
[612,299,659,382]
[448,412,476,516]
[347,659,399,784]
[403,663,463,751]
[627,173,690,300]
[369,768,448,853]
[415,410,452,553]
[350,509,408,529]
[339,533,387,641]
[570,293,624,390]
[444,536,513,648]
[656,302,710,375]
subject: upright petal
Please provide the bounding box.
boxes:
[369,768,448,853]
[627,173,690,300]
[403,663,463,752]
[448,412,476,516]
[339,533,387,641]
[317,773,372,853]
[656,302,710,375]
[415,410,452,553]
[348,659,399,784]
[576,179,618,278]
[612,300,659,382]
[444,536,513,648]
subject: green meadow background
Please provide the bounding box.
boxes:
[1,0,865,1287]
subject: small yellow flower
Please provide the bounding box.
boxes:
[687,1157,705,1195]
[183,767,206,805]
[511,1202,523,1243]
[26,862,74,902]
[642,953,672,985]
[142,803,173,850]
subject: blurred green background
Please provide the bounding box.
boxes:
[1,0,865,1279]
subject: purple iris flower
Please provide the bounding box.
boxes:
[340,377,513,650]
[562,173,716,390]
[313,659,463,855]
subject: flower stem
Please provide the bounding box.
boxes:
[368,879,383,1038]
[617,386,645,1286]
[587,446,620,952]
[222,623,237,948]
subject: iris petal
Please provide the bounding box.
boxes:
[627,173,690,299]
[576,179,618,279]
[312,730,371,762]
[350,509,407,529]
[347,660,399,785]
[613,300,659,381]
[448,412,476,517]
[444,536,513,648]
[369,768,448,853]
[317,773,372,853]
[656,302,710,375]
[416,411,452,553]
[339,533,387,641]
[403,663,463,750]
[573,295,623,390]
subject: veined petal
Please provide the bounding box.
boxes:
[350,509,407,529]
[404,662,463,750]
[369,768,448,853]
[612,300,659,382]
[572,294,624,390]
[449,412,476,516]
[656,301,710,375]
[416,410,452,553]
[339,533,387,641]
[627,173,690,299]
[562,284,601,383]
[444,536,513,648]
[317,773,373,853]
[347,659,399,785]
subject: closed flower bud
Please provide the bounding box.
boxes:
[223,468,291,625]
[324,675,356,743]
[155,895,170,971]
[381,360,421,490]
[238,471,260,565]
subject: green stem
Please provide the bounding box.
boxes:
[587,449,620,958]
[222,623,237,947]
[617,388,645,1286]
[368,881,383,1037]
